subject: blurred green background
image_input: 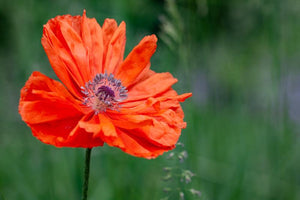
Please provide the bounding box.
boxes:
[1,0,300,199]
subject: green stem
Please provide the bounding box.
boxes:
[82,148,92,200]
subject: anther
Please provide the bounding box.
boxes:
[81,73,127,113]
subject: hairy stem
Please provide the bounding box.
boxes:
[82,148,92,200]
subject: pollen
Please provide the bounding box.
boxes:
[81,73,128,113]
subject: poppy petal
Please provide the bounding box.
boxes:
[104,22,126,74]
[42,23,84,98]
[29,116,84,147]
[81,11,104,76]
[29,116,103,148]
[127,64,154,87]
[98,114,124,148]
[125,72,178,102]
[121,90,192,113]
[19,71,83,124]
[115,35,157,87]
[102,19,118,65]
[66,114,104,148]
[58,20,90,82]
[78,114,125,148]
[117,128,173,159]
[42,12,107,98]
[19,72,103,147]
[108,113,153,129]
[105,90,191,157]
[77,113,101,135]
[110,104,183,147]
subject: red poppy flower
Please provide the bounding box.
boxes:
[19,11,192,158]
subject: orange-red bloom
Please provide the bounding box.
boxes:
[19,11,192,158]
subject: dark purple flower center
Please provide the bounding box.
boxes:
[96,85,115,100]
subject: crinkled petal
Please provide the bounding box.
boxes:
[102,18,118,54]
[19,72,103,147]
[98,114,124,148]
[29,116,83,147]
[104,22,126,74]
[42,14,88,98]
[109,97,188,145]
[108,114,153,129]
[117,128,173,159]
[58,20,90,82]
[109,112,181,147]
[19,71,83,124]
[29,115,103,148]
[127,65,154,87]
[125,72,178,102]
[66,114,104,148]
[102,18,118,63]
[103,89,192,158]
[115,35,157,87]
[78,113,124,148]
[42,24,83,98]
[42,12,128,97]
[81,11,104,77]
[121,90,192,113]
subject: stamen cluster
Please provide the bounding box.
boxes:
[81,73,127,113]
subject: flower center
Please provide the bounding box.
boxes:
[81,73,127,113]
